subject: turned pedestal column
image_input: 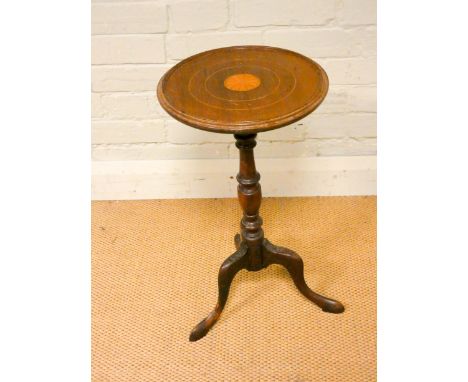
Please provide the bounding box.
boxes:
[235,134,264,271]
[157,46,345,342]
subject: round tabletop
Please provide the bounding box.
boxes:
[157,46,328,134]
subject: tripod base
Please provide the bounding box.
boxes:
[189,234,344,342]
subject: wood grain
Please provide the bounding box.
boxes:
[157,45,329,134]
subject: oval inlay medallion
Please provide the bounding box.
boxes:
[224,73,261,92]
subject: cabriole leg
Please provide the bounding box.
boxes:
[262,239,345,313]
[189,244,249,341]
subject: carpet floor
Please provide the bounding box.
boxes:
[92,196,376,381]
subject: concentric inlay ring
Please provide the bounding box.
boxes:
[157,46,329,134]
[202,63,281,104]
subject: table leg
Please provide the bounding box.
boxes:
[234,233,241,250]
[262,239,345,313]
[189,243,249,342]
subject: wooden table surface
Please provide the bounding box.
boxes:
[157,46,329,134]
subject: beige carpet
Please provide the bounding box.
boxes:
[92,196,376,381]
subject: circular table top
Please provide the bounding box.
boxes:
[157,46,328,134]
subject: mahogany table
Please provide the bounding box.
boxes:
[157,46,344,342]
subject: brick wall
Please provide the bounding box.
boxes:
[91,0,376,161]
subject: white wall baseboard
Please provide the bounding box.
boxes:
[92,156,376,200]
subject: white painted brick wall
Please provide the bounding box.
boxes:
[92,120,166,144]
[166,31,263,60]
[233,0,336,27]
[92,35,165,64]
[93,92,162,120]
[341,0,377,26]
[91,2,167,34]
[169,0,229,32]
[92,65,171,92]
[91,0,376,161]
